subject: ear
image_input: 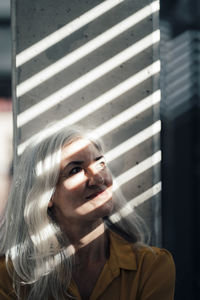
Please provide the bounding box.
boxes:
[48,192,55,208]
[48,198,53,208]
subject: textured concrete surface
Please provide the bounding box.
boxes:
[12,0,161,245]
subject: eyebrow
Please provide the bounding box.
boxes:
[95,155,104,161]
[67,156,104,167]
[66,161,84,167]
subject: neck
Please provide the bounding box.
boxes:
[76,223,109,266]
[61,219,109,266]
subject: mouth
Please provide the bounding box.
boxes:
[86,189,106,200]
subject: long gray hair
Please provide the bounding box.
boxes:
[0,127,149,300]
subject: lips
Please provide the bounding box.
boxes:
[86,189,106,200]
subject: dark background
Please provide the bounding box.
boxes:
[160,0,200,299]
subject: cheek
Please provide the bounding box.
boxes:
[62,173,87,190]
[104,169,113,187]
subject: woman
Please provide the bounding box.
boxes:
[0,127,175,300]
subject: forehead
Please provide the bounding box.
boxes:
[61,138,101,166]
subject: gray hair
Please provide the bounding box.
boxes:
[0,126,149,300]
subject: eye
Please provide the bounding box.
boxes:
[69,166,83,176]
[97,160,106,169]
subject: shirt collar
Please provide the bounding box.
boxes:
[68,229,137,300]
[109,230,137,271]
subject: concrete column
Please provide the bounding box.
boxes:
[12,0,160,244]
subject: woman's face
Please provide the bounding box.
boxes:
[49,138,113,225]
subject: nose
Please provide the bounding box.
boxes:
[87,171,104,187]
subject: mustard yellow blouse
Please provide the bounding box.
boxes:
[0,231,175,300]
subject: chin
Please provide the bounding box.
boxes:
[94,199,113,219]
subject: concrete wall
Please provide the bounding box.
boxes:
[12,0,161,245]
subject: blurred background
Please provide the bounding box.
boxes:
[160,0,200,298]
[0,0,200,299]
[0,0,12,217]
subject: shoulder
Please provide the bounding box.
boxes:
[110,229,175,272]
[109,231,175,298]
[0,256,16,299]
[133,245,175,280]
[135,245,175,270]
[134,246,175,299]
[0,256,10,281]
[109,230,175,274]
